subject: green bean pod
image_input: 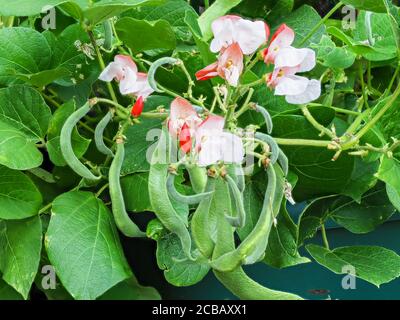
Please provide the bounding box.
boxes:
[255,105,273,134]
[224,175,246,228]
[190,177,216,259]
[102,20,113,50]
[95,111,114,157]
[109,141,145,237]
[255,132,279,164]
[278,148,289,176]
[167,173,213,205]
[60,102,101,181]
[148,57,179,93]
[186,164,208,193]
[210,165,277,272]
[149,128,196,260]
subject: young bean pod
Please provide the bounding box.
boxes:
[149,128,196,260]
[95,111,114,157]
[102,20,113,51]
[148,57,180,93]
[255,132,279,164]
[255,105,273,134]
[224,174,246,228]
[210,165,277,272]
[278,148,289,176]
[167,173,213,205]
[109,140,145,237]
[186,164,208,193]
[60,101,101,181]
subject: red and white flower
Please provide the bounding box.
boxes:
[267,47,320,104]
[263,24,295,64]
[195,43,244,87]
[210,15,269,55]
[99,54,154,98]
[167,97,244,166]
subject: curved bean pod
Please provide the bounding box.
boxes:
[149,128,196,260]
[109,141,145,237]
[95,111,114,157]
[148,57,179,93]
[167,173,213,205]
[278,148,289,176]
[255,105,273,134]
[224,174,246,228]
[255,132,279,164]
[60,102,101,181]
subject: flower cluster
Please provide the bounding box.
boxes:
[99,55,154,117]
[196,16,320,105]
[168,97,244,167]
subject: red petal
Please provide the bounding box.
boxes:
[195,62,219,81]
[131,96,144,118]
[179,122,192,153]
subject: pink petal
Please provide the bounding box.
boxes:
[217,43,244,86]
[264,24,295,64]
[114,55,138,74]
[195,62,219,81]
[169,97,200,136]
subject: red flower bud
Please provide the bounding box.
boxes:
[131,96,144,118]
[179,122,192,154]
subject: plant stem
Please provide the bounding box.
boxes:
[39,202,52,215]
[355,84,400,140]
[235,88,254,118]
[321,224,330,250]
[308,103,361,116]
[301,105,335,138]
[299,1,343,46]
[359,62,370,110]
[88,30,118,103]
[96,183,109,198]
[386,62,400,95]
[274,138,331,148]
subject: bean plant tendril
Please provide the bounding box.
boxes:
[1,0,400,302]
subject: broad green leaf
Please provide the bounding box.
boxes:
[156,232,210,286]
[115,17,176,53]
[99,277,161,300]
[341,0,386,13]
[15,68,71,88]
[47,101,91,167]
[353,11,398,61]
[0,216,42,299]
[306,244,400,287]
[387,184,400,212]
[331,185,396,234]
[284,5,326,46]
[0,86,52,170]
[0,28,52,86]
[198,0,244,40]
[46,191,132,300]
[126,0,198,42]
[0,279,23,300]
[315,35,356,69]
[0,166,42,220]
[376,156,400,211]
[0,0,84,16]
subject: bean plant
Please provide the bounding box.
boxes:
[0,0,400,300]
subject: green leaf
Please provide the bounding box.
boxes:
[0,85,52,170]
[331,185,396,234]
[0,216,42,299]
[353,11,398,61]
[376,156,400,211]
[0,27,52,86]
[16,68,72,88]
[315,35,356,69]
[198,0,244,40]
[47,101,91,167]
[156,232,210,286]
[306,244,400,287]
[0,166,42,220]
[99,277,161,300]
[0,0,84,16]
[387,184,400,212]
[341,0,386,13]
[0,279,23,300]
[126,0,198,42]
[115,17,176,53]
[46,191,132,300]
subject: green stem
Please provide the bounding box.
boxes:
[299,1,343,46]
[301,105,335,138]
[321,224,330,250]
[308,103,361,116]
[355,84,400,140]
[274,138,331,148]
[96,183,110,198]
[386,62,400,96]
[235,88,254,118]
[359,62,370,110]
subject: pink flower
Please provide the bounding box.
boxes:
[267,48,320,105]
[263,24,295,64]
[210,15,269,55]
[167,98,244,166]
[196,43,244,87]
[195,115,244,167]
[99,55,154,98]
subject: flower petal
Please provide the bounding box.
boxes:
[285,79,321,104]
[217,43,244,86]
[119,66,138,95]
[274,75,310,96]
[210,15,239,53]
[235,20,269,55]
[195,62,219,81]
[220,132,244,164]
[198,135,223,167]
[169,97,200,136]
[264,24,295,64]
[99,62,123,82]
[274,47,316,72]
[114,54,138,73]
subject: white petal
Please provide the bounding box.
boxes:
[210,18,236,52]
[198,136,223,166]
[220,132,244,164]
[236,20,267,55]
[118,67,138,95]
[99,62,121,82]
[275,75,310,96]
[224,66,240,87]
[285,79,321,104]
[274,47,308,69]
